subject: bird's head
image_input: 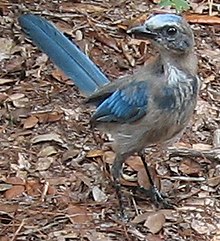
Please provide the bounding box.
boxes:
[127,14,194,55]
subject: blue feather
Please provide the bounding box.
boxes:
[18,14,110,96]
[92,81,148,123]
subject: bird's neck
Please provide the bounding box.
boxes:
[159,50,198,76]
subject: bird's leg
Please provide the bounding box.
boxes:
[138,151,173,208]
[111,156,128,220]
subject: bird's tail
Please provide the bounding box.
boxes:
[18,14,110,96]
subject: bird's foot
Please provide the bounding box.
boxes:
[138,185,173,209]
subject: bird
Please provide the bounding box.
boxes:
[18,13,200,218]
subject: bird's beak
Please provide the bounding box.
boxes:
[127,25,157,40]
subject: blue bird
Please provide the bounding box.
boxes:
[19,13,200,217]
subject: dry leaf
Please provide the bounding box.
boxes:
[38,146,57,157]
[8,93,25,101]
[191,219,216,234]
[25,180,42,196]
[23,116,39,129]
[62,3,106,13]
[144,212,166,234]
[0,184,12,192]
[192,144,212,151]
[67,204,93,224]
[5,177,25,185]
[92,186,107,202]
[125,156,143,171]
[86,149,104,158]
[35,157,54,171]
[185,14,220,25]
[4,185,25,200]
[31,133,64,145]
[207,176,220,187]
[0,203,18,213]
[0,78,16,85]
[103,151,115,164]
[179,159,201,175]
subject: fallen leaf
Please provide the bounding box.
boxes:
[191,219,216,234]
[31,133,64,145]
[0,203,18,213]
[207,176,220,187]
[13,97,29,108]
[38,146,57,157]
[125,156,143,171]
[4,185,25,200]
[192,143,212,151]
[86,149,104,158]
[179,159,201,175]
[8,93,25,101]
[92,186,107,202]
[5,177,25,185]
[62,3,107,13]
[184,14,220,25]
[0,78,16,85]
[67,204,93,224]
[25,179,42,196]
[0,184,12,192]
[0,38,14,61]
[144,212,166,234]
[23,116,39,129]
[35,157,54,171]
[103,151,115,164]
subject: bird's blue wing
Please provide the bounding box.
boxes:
[91,81,148,123]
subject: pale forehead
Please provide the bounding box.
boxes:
[146,14,183,28]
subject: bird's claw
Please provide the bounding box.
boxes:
[139,186,174,209]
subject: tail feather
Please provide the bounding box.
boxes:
[18,14,110,96]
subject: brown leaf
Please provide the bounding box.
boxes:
[36,112,63,123]
[51,68,72,85]
[38,146,57,157]
[144,212,166,234]
[103,151,115,164]
[92,31,121,52]
[23,116,39,129]
[4,185,25,200]
[125,156,143,171]
[207,176,220,187]
[86,149,104,158]
[0,236,10,241]
[61,3,107,13]
[25,180,42,196]
[184,14,220,25]
[5,177,25,185]
[67,204,93,224]
[179,159,201,175]
[0,203,18,213]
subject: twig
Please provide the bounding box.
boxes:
[41,181,49,202]
[168,147,220,162]
[160,175,206,182]
[10,219,25,241]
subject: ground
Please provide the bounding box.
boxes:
[0,1,220,240]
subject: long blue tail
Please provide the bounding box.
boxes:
[18,14,110,96]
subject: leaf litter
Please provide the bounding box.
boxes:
[0,1,220,241]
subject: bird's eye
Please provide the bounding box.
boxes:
[166,27,177,36]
